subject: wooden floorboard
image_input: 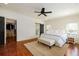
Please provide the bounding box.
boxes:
[0,37,37,56]
[17,38,37,56]
[0,37,79,56]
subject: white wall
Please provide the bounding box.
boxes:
[45,14,79,30]
[0,7,36,41]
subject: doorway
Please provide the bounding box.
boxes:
[6,18,17,44]
[40,24,44,35]
[35,23,44,37]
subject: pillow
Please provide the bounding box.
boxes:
[46,29,54,34]
[46,29,66,36]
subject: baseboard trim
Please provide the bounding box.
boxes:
[17,37,37,43]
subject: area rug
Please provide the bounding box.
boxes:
[24,41,68,56]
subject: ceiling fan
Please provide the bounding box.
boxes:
[34,8,52,16]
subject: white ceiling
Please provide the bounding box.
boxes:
[0,3,79,19]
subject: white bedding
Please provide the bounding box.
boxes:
[40,29,67,47]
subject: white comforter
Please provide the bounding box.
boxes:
[40,33,67,47]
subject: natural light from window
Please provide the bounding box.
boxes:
[66,23,78,31]
[66,23,78,35]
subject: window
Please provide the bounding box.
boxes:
[66,23,78,31]
[66,23,78,38]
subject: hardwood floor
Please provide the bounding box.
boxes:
[0,37,37,56]
[0,37,79,56]
[65,44,79,56]
[17,38,37,56]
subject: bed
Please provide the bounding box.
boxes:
[38,29,68,47]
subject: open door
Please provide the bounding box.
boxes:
[35,23,44,37]
[40,24,44,35]
[0,16,5,45]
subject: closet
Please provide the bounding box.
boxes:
[0,16,17,45]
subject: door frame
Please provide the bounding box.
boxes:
[5,18,17,44]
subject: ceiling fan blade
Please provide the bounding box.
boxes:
[43,13,47,16]
[38,14,41,16]
[44,11,52,13]
[35,8,52,17]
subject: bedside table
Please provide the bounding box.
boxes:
[67,37,74,44]
[67,32,78,44]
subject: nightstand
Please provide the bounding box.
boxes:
[67,37,74,44]
[67,32,77,44]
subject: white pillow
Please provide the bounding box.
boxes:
[46,30,54,34]
[46,29,66,36]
